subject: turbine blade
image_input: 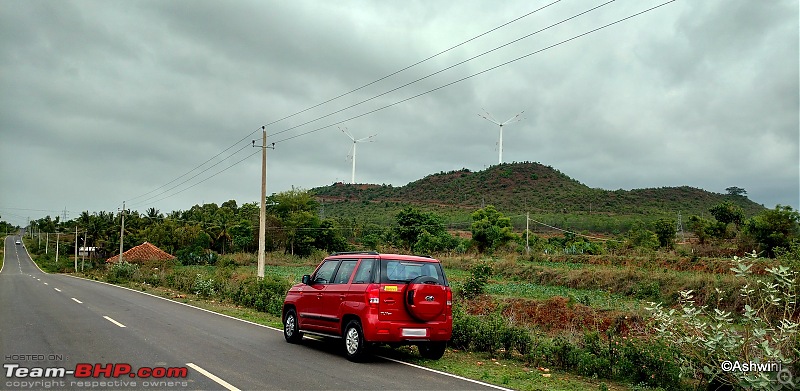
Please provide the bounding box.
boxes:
[339,126,355,141]
[481,108,499,123]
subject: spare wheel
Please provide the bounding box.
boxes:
[405,276,446,322]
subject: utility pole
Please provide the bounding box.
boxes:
[253,126,274,280]
[118,202,125,263]
[259,127,266,279]
[81,234,87,272]
[46,232,49,254]
[55,231,60,265]
[526,212,530,255]
[74,225,78,272]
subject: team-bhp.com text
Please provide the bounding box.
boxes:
[4,363,189,388]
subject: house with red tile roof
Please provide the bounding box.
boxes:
[106,241,176,263]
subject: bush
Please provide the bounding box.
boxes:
[461,262,492,299]
[107,261,139,283]
[192,274,215,297]
[229,276,290,316]
[450,306,531,357]
[648,251,800,389]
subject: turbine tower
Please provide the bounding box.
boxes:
[478,109,524,164]
[340,127,376,184]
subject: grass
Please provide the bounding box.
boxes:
[377,346,632,391]
[485,282,645,312]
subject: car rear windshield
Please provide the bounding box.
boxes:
[380,259,447,285]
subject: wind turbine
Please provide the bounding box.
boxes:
[340,127,376,184]
[478,109,524,164]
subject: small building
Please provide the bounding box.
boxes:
[106,242,176,264]
[78,247,98,257]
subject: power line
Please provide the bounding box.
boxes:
[135,149,262,207]
[130,0,677,208]
[272,0,676,145]
[124,2,559,207]
[268,0,616,141]
[127,126,264,204]
[264,0,564,135]
[128,143,253,208]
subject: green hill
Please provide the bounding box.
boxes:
[311,162,765,233]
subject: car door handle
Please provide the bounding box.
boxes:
[384,298,395,304]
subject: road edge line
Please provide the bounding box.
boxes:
[186,363,240,391]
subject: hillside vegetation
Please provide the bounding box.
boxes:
[312,162,765,232]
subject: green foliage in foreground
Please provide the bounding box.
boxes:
[101,263,290,317]
[648,251,800,390]
[450,305,685,390]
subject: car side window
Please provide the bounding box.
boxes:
[352,259,375,284]
[332,260,358,284]
[313,260,338,284]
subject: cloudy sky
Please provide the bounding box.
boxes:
[1,0,797,227]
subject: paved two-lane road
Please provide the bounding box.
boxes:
[1,236,505,390]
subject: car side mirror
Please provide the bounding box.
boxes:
[302,275,312,285]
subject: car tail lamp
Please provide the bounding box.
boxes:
[366,284,380,306]
[446,289,452,307]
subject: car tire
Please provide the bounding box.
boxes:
[283,309,303,344]
[418,342,447,360]
[343,319,367,362]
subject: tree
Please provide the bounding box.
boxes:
[626,221,659,251]
[145,208,162,220]
[725,186,747,196]
[314,219,348,253]
[470,205,515,253]
[687,216,709,244]
[652,218,675,248]
[709,201,745,229]
[744,205,800,257]
[394,208,445,252]
[269,188,320,256]
[228,221,253,252]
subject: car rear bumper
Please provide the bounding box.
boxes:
[362,316,452,343]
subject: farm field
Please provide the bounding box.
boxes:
[25,240,800,391]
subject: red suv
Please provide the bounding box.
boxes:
[282,252,452,361]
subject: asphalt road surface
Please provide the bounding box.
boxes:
[1,235,506,390]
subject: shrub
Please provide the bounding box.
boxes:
[192,274,215,297]
[648,251,800,389]
[107,261,139,283]
[461,262,492,299]
[229,276,290,316]
[449,306,531,357]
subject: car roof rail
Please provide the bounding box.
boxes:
[329,251,380,256]
[413,254,433,258]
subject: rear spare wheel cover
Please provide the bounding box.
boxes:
[406,276,446,321]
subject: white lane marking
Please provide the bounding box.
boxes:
[44,282,48,285]
[103,316,126,328]
[186,363,240,391]
[71,298,83,304]
[378,356,514,391]
[54,288,62,292]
